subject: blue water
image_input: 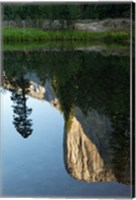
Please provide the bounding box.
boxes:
[1,90,131,198]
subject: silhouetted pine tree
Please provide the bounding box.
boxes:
[11,76,33,138]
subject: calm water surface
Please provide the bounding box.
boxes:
[1,47,131,198]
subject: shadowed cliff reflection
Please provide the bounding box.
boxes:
[3,49,130,183]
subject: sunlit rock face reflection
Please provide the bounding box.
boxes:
[64,107,130,184]
[25,73,58,106]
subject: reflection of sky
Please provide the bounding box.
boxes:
[1,90,131,198]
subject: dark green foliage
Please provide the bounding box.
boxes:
[4,50,130,123]
[80,4,130,19]
[3,3,130,20]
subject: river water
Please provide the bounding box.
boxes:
[1,46,131,198]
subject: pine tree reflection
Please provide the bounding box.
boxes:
[11,76,33,138]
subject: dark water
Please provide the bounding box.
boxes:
[1,47,131,198]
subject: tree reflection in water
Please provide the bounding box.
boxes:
[11,75,33,138]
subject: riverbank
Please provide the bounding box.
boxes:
[4,41,129,57]
[3,19,130,32]
[3,27,129,42]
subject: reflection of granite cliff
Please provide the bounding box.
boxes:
[64,107,130,184]
[24,73,59,107]
[4,73,130,184]
[4,72,59,105]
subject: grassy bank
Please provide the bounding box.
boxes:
[4,40,129,52]
[3,27,130,42]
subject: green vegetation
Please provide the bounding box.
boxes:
[3,4,130,44]
[3,3,130,20]
[4,27,130,42]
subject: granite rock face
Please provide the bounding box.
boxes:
[3,19,130,32]
[75,19,130,32]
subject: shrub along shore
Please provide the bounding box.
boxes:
[3,27,130,43]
